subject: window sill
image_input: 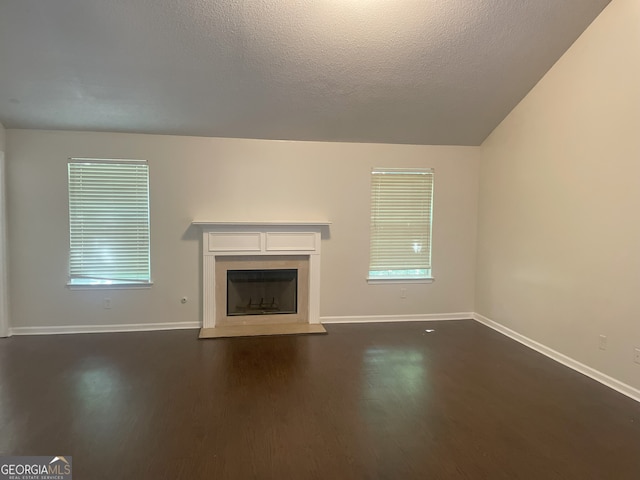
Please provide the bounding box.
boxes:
[366,277,434,285]
[67,281,153,290]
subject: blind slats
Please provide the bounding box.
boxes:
[369,168,433,278]
[68,160,151,284]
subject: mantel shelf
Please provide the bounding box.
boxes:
[192,221,331,227]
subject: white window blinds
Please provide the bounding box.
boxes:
[68,159,151,285]
[369,168,434,279]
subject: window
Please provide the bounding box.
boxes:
[368,168,434,281]
[67,158,151,286]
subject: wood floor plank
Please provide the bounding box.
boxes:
[0,320,639,479]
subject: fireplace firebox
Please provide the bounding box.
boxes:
[227,269,298,316]
[214,255,309,326]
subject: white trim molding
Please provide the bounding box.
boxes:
[473,313,640,404]
[321,313,473,323]
[0,152,9,338]
[10,322,200,336]
[366,277,435,285]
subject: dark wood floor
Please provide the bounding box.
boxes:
[1,320,639,479]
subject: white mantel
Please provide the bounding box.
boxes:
[192,221,330,330]
[192,221,331,227]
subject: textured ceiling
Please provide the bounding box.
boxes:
[0,0,611,146]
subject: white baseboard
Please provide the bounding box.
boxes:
[9,321,200,336]
[473,313,640,403]
[321,312,473,324]
[5,314,473,335]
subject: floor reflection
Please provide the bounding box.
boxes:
[363,347,426,397]
[360,347,429,437]
[72,359,127,440]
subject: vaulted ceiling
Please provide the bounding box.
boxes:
[0,0,611,145]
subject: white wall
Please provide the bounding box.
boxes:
[0,122,8,337]
[6,130,479,329]
[477,0,640,390]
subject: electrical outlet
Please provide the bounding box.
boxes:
[103,298,112,309]
[598,335,607,350]
[634,348,640,365]
[400,288,407,299]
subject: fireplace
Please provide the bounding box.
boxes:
[193,221,329,337]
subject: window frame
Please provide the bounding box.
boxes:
[367,167,434,284]
[66,158,152,289]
